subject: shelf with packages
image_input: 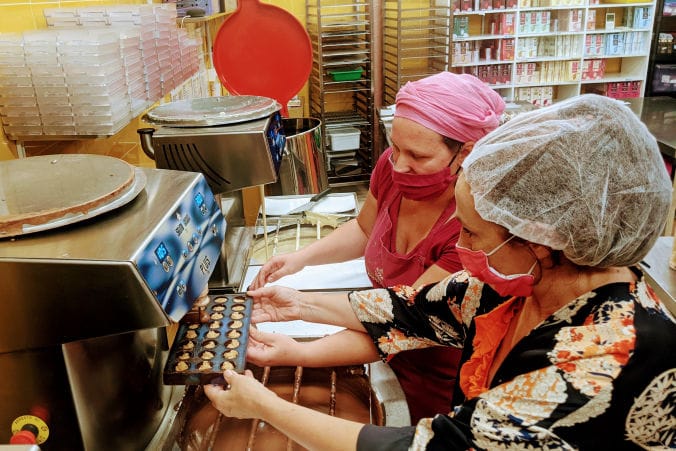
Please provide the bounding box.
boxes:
[450,0,656,104]
[646,0,676,95]
[383,1,453,105]
[306,0,375,185]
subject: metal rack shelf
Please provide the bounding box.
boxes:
[383,0,452,105]
[306,0,377,186]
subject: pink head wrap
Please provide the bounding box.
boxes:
[394,72,505,143]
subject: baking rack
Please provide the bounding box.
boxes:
[382,0,453,105]
[306,0,377,185]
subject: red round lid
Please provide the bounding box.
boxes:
[213,0,312,117]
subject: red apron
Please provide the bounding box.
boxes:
[364,193,463,424]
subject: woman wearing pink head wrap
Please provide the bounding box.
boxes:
[249,72,505,423]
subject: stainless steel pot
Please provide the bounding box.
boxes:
[275,117,328,195]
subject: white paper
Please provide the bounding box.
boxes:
[262,193,357,216]
[257,320,345,339]
[244,259,372,338]
[243,259,371,291]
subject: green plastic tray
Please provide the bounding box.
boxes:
[329,67,363,81]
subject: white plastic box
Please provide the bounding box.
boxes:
[327,126,361,151]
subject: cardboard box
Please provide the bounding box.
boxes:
[586,9,596,30]
[453,16,470,37]
[500,13,516,34]
[501,38,515,60]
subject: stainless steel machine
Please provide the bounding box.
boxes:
[0,155,225,450]
[138,95,286,195]
[138,95,290,291]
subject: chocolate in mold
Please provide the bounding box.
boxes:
[223,350,238,360]
[198,361,213,371]
[200,351,216,360]
[164,292,252,385]
[185,330,198,339]
[205,330,221,339]
[202,340,217,350]
[177,352,192,360]
[182,340,196,351]
[227,330,241,339]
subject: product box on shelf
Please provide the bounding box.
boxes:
[558,9,583,31]
[453,16,470,37]
[587,9,597,30]
[500,13,516,34]
[500,39,515,60]
[582,58,607,79]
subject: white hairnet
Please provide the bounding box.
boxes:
[462,94,672,267]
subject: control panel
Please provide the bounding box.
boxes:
[136,174,225,321]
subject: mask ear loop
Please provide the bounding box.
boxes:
[447,142,466,175]
[485,234,517,257]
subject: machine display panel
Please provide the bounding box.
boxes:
[266,111,286,173]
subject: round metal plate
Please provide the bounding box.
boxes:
[142,95,281,127]
[0,154,146,238]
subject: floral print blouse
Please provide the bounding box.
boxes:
[351,267,676,450]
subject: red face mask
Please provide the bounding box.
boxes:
[456,236,536,297]
[389,151,458,201]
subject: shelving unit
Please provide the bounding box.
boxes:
[646,0,676,95]
[382,0,453,105]
[306,0,375,185]
[450,0,657,103]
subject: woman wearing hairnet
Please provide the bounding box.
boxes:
[206,95,676,450]
[250,72,506,423]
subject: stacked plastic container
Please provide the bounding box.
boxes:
[0,33,41,139]
[60,30,132,136]
[0,4,200,140]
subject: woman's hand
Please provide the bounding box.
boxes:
[247,286,306,324]
[249,253,306,290]
[246,327,303,367]
[204,369,277,420]
[204,368,364,451]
